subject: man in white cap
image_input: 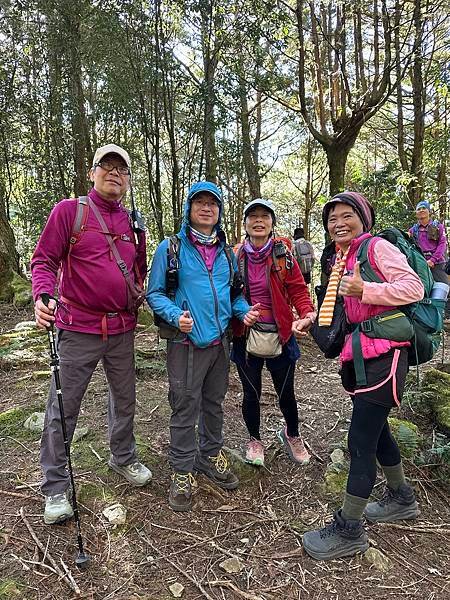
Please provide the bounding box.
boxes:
[32,144,151,525]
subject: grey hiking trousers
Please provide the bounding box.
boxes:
[167,338,230,473]
[40,329,137,495]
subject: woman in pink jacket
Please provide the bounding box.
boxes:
[303,192,424,561]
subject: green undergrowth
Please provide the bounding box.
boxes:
[0,578,24,598]
[71,438,110,475]
[0,404,45,441]
[78,480,115,504]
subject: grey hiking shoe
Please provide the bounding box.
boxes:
[302,510,369,561]
[169,472,196,512]
[44,491,74,525]
[108,459,152,487]
[364,483,420,523]
[195,449,239,490]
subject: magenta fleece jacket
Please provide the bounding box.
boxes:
[31,188,147,335]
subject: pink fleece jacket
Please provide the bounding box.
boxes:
[340,234,424,362]
[31,188,147,335]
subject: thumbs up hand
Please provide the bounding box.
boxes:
[179,310,194,333]
[338,261,364,298]
[243,302,260,327]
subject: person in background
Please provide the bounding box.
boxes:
[147,181,259,512]
[232,199,316,468]
[409,200,448,283]
[303,191,423,561]
[293,226,315,285]
[32,144,151,525]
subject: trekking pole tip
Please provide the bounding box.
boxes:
[75,552,90,570]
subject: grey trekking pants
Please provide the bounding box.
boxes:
[167,339,230,473]
[40,329,137,495]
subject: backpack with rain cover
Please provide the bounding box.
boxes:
[352,228,445,385]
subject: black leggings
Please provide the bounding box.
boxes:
[347,397,401,498]
[237,357,299,440]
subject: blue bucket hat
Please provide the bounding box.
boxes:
[416,200,431,211]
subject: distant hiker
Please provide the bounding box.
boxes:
[303,192,424,561]
[231,199,316,468]
[147,181,259,512]
[409,200,448,284]
[32,144,152,525]
[293,226,315,284]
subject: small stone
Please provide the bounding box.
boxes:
[23,412,45,432]
[363,547,392,572]
[169,582,185,597]
[219,557,243,573]
[239,537,250,544]
[330,449,345,464]
[102,503,127,525]
[73,426,89,442]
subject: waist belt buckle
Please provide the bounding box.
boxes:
[107,312,119,318]
[360,319,373,333]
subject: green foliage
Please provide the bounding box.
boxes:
[388,418,420,459]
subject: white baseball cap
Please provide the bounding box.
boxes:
[243,198,276,220]
[92,144,131,170]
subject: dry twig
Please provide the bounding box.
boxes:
[19,507,81,595]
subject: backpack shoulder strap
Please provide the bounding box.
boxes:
[167,234,180,269]
[356,236,383,284]
[222,244,234,286]
[70,196,89,245]
[66,196,90,277]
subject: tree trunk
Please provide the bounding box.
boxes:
[239,77,261,199]
[325,141,353,197]
[0,183,20,301]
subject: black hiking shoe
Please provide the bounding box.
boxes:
[302,510,369,561]
[169,472,195,512]
[195,449,239,490]
[364,483,420,523]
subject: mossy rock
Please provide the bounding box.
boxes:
[421,368,450,435]
[0,579,23,598]
[11,272,32,307]
[323,469,348,497]
[388,418,420,458]
[223,446,261,482]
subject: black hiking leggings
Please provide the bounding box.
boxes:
[341,348,407,498]
[347,398,401,498]
[237,356,299,440]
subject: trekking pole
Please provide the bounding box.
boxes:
[41,294,90,570]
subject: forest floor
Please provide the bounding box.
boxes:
[0,303,449,600]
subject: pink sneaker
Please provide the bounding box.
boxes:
[278,427,310,465]
[245,438,265,466]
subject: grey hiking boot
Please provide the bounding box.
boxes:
[195,449,239,490]
[364,483,420,523]
[169,472,196,512]
[44,491,74,525]
[108,459,152,487]
[302,510,369,561]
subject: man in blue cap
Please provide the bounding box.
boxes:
[147,182,259,511]
[409,200,448,284]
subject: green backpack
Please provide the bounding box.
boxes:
[352,228,445,386]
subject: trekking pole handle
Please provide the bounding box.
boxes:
[40,293,56,332]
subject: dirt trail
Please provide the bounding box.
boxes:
[1,305,449,599]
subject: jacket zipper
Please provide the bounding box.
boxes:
[189,239,223,337]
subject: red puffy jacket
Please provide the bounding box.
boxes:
[232,242,314,345]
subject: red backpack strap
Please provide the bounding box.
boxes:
[67,196,89,277]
